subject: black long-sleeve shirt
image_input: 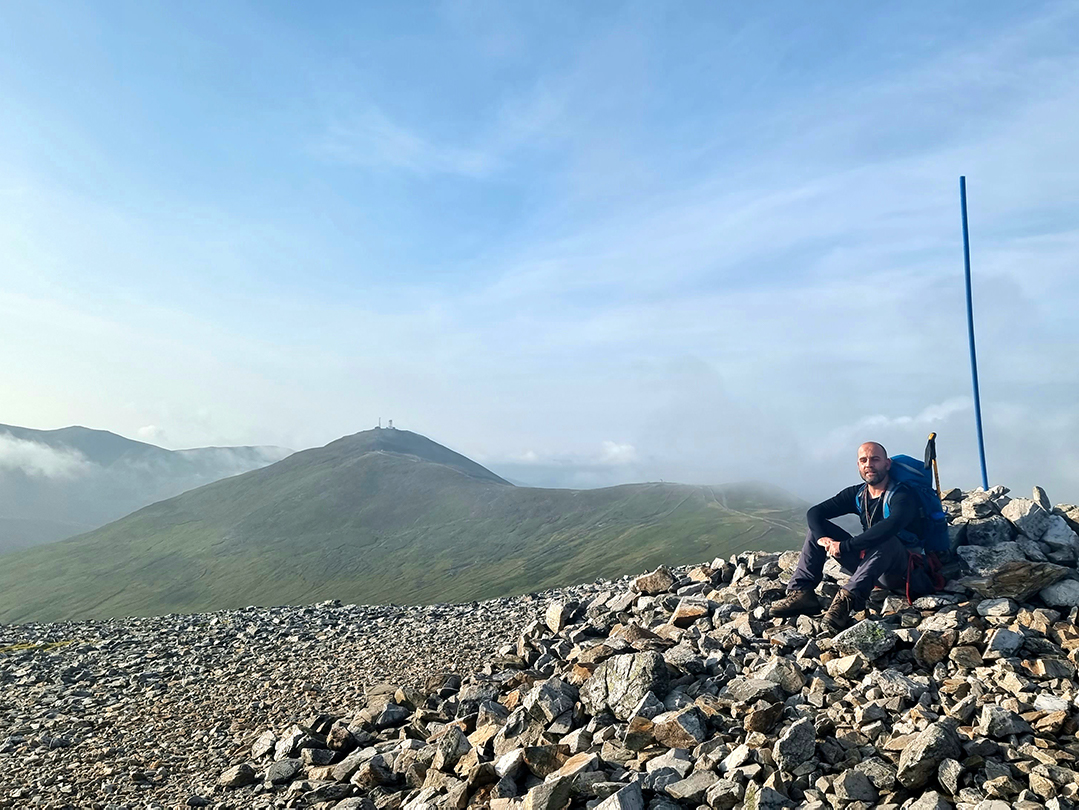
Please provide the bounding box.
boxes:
[807,483,919,554]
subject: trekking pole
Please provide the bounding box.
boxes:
[960,177,989,490]
[926,432,942,499]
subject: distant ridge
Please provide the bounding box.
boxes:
[0,428,806,623]
[0,422,291,553]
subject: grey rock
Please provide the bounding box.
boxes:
[964,559,1069,601]
[633,566,676,595]
[645,747,693,777]
[1054,503,1079,532]
[1033,694,1069,713]
[1001,497,1051,538]
[266,757,303,785]
[755,657,806,693]
[522,775,572,810]
[957,542,1027,576]
[854,757,897,792]
[962,491,997,519]
[652,706,707,748]
[742,783,791,810]
[937,757,962,795]
[833,769,878,802]
[432,726,471,771]
[977,705,1032,738]
[594,782,644,810]
[772,717,815,771]
[907,792,953,810]
[1015,533,1050,562]
[545,601,578,633]
[664,770,717,803]
[580,651,669,721]
[705,778,743,809]
[1042,516,1079,551]
[251,729,277,759]
[871,668,925,701]
[983,628,1024,659]
[1039,578,1079,608]
[896,721,961,789]
[524,677,577,723]
[831,620,897,659]
[628,690,665,721]
[218,763,257,788]
[723,676,784,704]
[965,515,1014,547]
[976,598,1018,617]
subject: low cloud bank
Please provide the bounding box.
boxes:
[0,434,93,479]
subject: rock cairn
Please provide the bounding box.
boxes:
[2,486,1079,810]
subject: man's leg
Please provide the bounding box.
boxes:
[787,521,853,593]
[841,537,909,602]
[771,521,853,618]
[823,536,909,631]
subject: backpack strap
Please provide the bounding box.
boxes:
[854,484,866,514]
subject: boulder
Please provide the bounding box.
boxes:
[957,543,1027,576]
[896,721,961,789]
[830,620,897,659]
[961,491,997,519]
[1039,578,1079,608]
[833,769,878,803]
[218,763,257,788]
[1041,516,1079,552]
[580,652,668,720]
[1001,498,1050,539]
[964,515,1014,547]
[772,717,815,771]
[633,566,676,595]
[652,706,708,748]
[1054,504,1079,533]
[593,783,644,810]
[964,559,1069,601]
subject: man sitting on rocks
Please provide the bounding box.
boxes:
[770,441,924,632]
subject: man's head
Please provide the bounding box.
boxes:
[857,442,891,487]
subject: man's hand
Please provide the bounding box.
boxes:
[817,537,842,558]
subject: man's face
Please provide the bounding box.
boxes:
[857,443,891,485]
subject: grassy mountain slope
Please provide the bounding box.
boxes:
[0,429,805,624]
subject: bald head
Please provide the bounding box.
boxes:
[857,442,891,489]
[858,441,887,458]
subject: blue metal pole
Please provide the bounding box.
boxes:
[960,176,989,489]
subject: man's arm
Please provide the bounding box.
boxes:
[806,485,860,538]
[840,487,917,553]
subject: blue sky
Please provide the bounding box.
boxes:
[2,1,1078,502]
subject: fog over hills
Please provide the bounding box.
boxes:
[0,423,292,554]
[0,427,805,624]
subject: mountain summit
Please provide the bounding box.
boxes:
[0,428,805,623]
[315,427,511,486]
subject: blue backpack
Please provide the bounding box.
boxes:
[854,453,950,554]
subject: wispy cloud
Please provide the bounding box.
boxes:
[0,435,93,479]
[314,107,498,177]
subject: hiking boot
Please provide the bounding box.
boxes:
[822,589,865,633]
[769,589,821,619]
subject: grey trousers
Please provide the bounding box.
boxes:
[787,519,909,600]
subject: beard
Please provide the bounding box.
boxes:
[861,468,885,484]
